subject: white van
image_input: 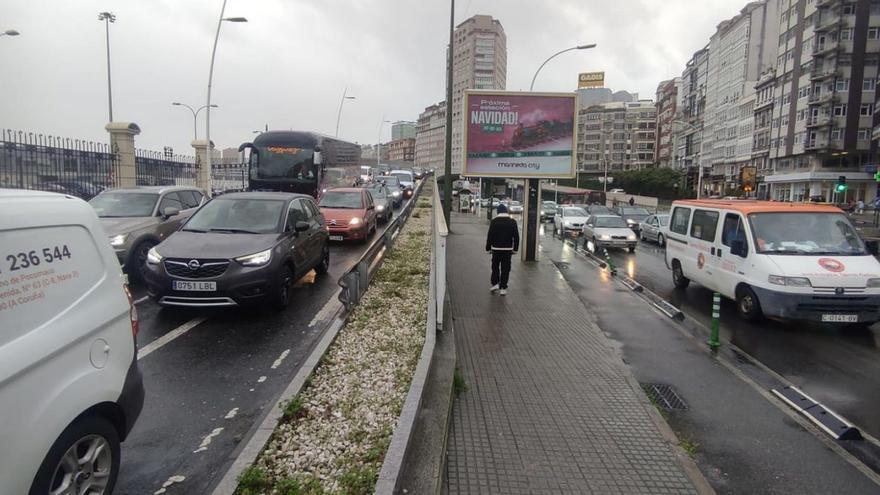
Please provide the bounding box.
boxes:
[665,199,880,324]
[0,189,143,494]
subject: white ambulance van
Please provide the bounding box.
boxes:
[664,199,880,324]
[0,189,143,494]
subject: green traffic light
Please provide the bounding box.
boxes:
[836,184,848,193]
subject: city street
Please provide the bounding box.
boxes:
[115,203,411,495]
[544,224,880,442]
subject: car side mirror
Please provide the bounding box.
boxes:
[367,205,375,210]
[162,206,180,219]
[866,240,879,256]
[730,239,747,257]
[294,220,310,233]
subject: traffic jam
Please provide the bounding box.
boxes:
[0,130,428,494]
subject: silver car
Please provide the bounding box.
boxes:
[639,214,670,246]
[582,214,638,253]
[553,206,589,238]
[89,186,206,279]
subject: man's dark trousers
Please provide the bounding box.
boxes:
[491,250,513,289]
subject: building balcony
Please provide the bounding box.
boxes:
[814,15,843,32]
[813,41,840,56]
[806,115,832,127]
[808,92,837,104]
[805,139,831,150]
[815,0,840,7]
[754,99,774,112]
[810,67,838,81]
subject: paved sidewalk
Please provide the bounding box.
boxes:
[443,213,703,494]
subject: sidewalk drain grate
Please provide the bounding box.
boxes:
[641,383,688,411]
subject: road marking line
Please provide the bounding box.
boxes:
[193,427,224,453]
[271,349,290,369]
[154,475,186,494]
[257,376,267,383]
[309,297,340,328]
[138,316,208,360]
[224,408,239,419]
[134,295,149,305]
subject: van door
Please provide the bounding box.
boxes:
[717,212,751,299]
[666,206,693,270]
[688,208,722,289]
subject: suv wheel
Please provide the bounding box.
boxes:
[273,265,294,310]
[315,246,330,275]
[658,233,665,247]
[736,286,763,322]
[127,240,157,282]
[30,416,120,495]
[672,260,690,289]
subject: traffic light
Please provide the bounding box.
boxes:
[836,175,847,193]
[874,170,880,182]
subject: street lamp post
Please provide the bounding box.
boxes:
[205,0,246,192]
[528,43,597,92]
[98,12,116,122]
[377,117,390,167]
[0,29,20,37]
[335,87,356,137]
[172,102,218,140]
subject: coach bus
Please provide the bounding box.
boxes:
[239,130,361,197]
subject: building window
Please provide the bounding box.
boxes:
[858,129,869,140]
[841,28,853,41]
[864,78,877,91]
[843,4,855,14]
[869,28,879,40]
[861,103,874,115]
[831,128,843,140]
[833,104,847,116]
[835,78,850,91]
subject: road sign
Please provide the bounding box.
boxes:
[578,72,604,88]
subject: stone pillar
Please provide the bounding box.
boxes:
[105,122,141,187]
[191,139,214,192]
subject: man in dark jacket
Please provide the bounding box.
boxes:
[485,203,519,296]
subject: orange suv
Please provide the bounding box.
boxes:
[318,187,378,242]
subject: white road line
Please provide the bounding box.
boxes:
[224,407,239,419]
[271,349,290,369]
[257,376,267,383]
[193,427,224,453]
[308,297,340,328]
[138,316,209,360]
[134,295,149,305]
[154,475,186,494]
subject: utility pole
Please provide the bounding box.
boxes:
[442,0,455,225]
[98,12,116,122]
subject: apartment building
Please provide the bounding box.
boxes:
[753,69,778,197]
[391,121,416,141]
[414,101,447,171]
[577,100,657,179]
[654,78,680,169]
[764,0,880,203]
[451,15,507,174]
[388,138,415,163]
[676,46,710,192]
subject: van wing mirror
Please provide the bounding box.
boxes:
[730,239,747,257]
[866,240,879,256]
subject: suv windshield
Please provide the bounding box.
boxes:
[750,212,866,255]
[184,198,285,234]
[563,207,587,217]
[379,177,401,188]
[391,173,412,183]
[89,192,158,217]
[319,191,364,209]
[596,216,629,228]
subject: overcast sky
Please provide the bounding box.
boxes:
[1,0,745,156]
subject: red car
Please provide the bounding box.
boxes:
[319,187,378,242]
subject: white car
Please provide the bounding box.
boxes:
[507,200,523,214]
[0,189,144,494]
[553,206,589,238]
[639,214,671,246]
[390,169,414,189]
[582,214,638,253]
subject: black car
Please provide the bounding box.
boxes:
[361,183,393,223]
[143,192,329,309]
[378,176,403,208]
[613,206,651,234]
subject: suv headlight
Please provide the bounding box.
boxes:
[392,191,401,197]
[599,234,612,241]
[376,204,385,211]
[349,217,362,226]
[768,275,811,287]
[236,249,272,267]
[867,278,880,288]
[146,247,163,265]
[627,234,637,241]
[626,219,636,225]
[110,234,128,247]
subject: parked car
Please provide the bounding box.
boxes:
[362,183,393,223]
[614,206,652,235]
[541,201,557,222]
[639,214,670,246]
[144,192,329,309]
[319,187,379,243]
[89,186,206,279]
[378,176,403,207]
[582,214,638,253]
[553,206,589,238]
[0,188,143,495]
[665,199,880,324]
[39,179,104,200]
[507,200,523,214]
[390,170,415,198]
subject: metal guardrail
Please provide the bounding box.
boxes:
[433,176,448,329]
[337,179,426,310]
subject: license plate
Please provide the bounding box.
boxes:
[329,235,344,241]
[173,280,216,291]
[821,314,858,323]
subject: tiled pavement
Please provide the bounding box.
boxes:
[443,213,700,494]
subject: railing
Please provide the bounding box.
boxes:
[433,176,448,329]
[337,179,426,310]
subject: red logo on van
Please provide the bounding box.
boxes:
[818,258,845,273]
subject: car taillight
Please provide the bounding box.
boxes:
[123,284,139,338]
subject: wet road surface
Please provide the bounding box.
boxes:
[116,205,410,495]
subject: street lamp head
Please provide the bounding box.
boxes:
[576,43,597,50]
[2,29,20,36]
[222,17,248,22]
[98,12,116,22]
[209,104,219,108]
[345,96,356,100]
[172,102,182,106]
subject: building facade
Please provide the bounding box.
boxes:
[654,78,680,169]
[451,15,507,174]
[391,121,416,141]
[576,100,657,179]
[764,0,880,203]
[676,46,711,193]
[388,138,415,162]
[414,101,447,171]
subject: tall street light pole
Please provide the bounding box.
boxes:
[0,29,20,37]
[377,117,390,166]
[205,0,246,192]
[529,44,596,92]
[172,102,218,140]
[335,87,356,137]
[98,12,116,122]
[442,0,455,225]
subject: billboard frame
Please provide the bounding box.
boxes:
[461,89,578,180]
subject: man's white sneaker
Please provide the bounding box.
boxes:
[499,289,507,296]
[490,284,500,292]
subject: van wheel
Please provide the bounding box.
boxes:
[127,240,157,281]
[30,416,120,495]
[658,233,665,247]
[736,286,763,322]
[273,265,294,310]
[315,245,330,275]
[672,260,690,289]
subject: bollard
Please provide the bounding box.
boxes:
[603,247,617,276]
[709,292,721,353]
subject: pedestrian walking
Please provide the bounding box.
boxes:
[629,197,635,206]
[486,203,519,296]
[857,199,865,214]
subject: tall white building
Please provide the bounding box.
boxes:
[451,15,507,174]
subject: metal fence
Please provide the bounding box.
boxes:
[212,163,248,192]
[134,148,198,187]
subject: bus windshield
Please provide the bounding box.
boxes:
[251,145,316,183]
[750,212,866,255]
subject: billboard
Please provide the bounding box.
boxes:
[578,71,605,88]
[462,90,577,179]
